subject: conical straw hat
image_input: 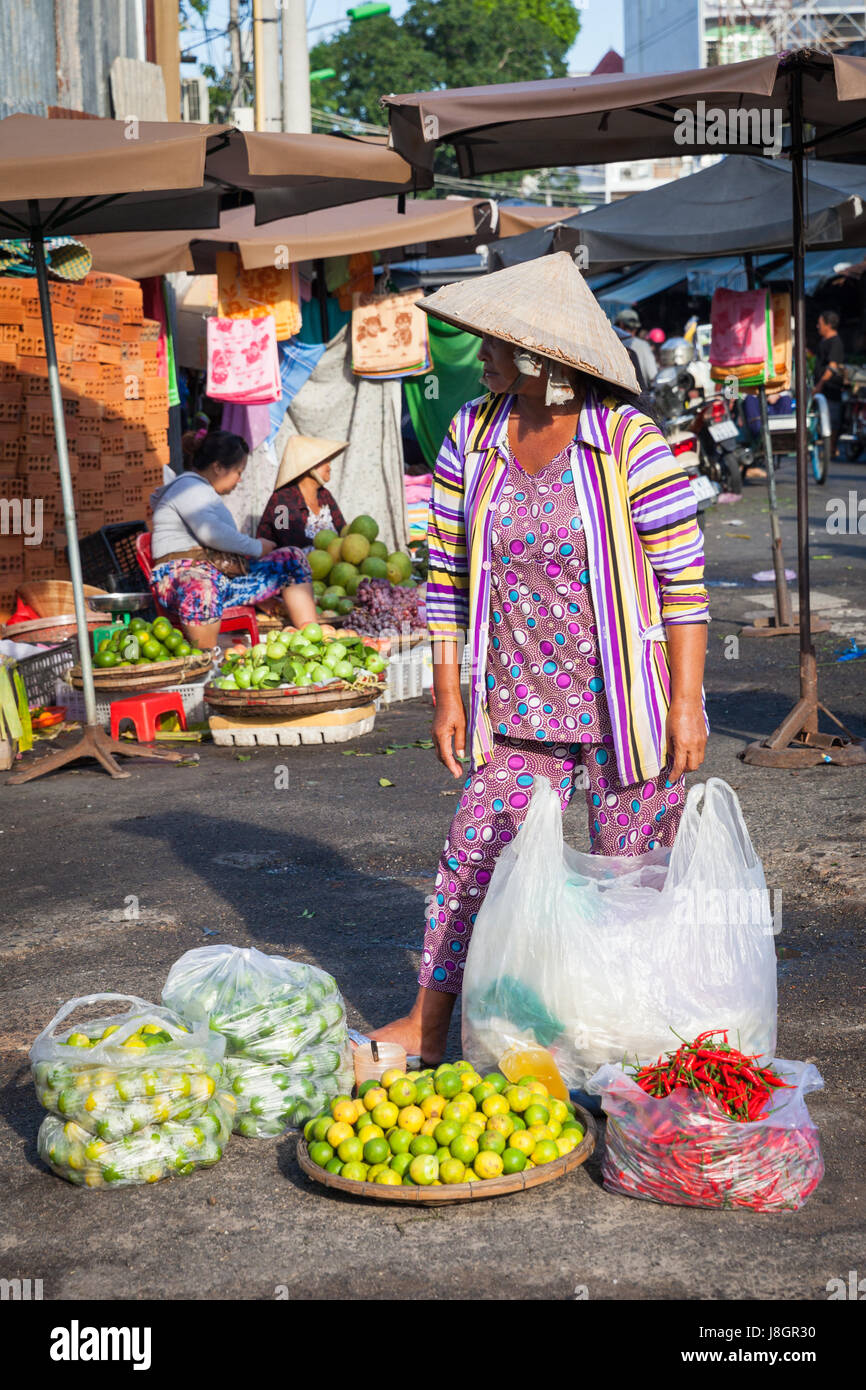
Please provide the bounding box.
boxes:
[417,252,639,395]
[276,435,348,490]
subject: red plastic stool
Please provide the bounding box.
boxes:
[110,692,187,742]
[219,610,260,645]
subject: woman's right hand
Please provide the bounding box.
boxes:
[258,538,277,556]
[433,695,467,778]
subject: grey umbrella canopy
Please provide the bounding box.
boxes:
[489,156,866,272]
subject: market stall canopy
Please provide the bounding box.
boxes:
[84,196,518,277]
[383,51,866,176]
[0,114,427,238]
[489,156,866,272]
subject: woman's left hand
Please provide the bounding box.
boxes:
[665,699,707,783]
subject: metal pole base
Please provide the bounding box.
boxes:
[739,614,831,638]
[741,697,866,768]
[6,723,185,783]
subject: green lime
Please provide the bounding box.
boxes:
[357,1079,380,1098]
[363,1136,390,1166]
[524,1104,550,1129]
[312,1116,332,1143]
[433,1119,461,1147]
[409,1134,437,1157]
[388,1127,413,1155]
[502,1147,527,1174]
[94,651,119,668]
[478,1130,506,1155]
[325,1157,343,1175]
[449,1134,478,1165]
[308,1141,334,1167]
[483,1072,508,1093]
[390,1152,412,1177]
[434,1070,462,1099]
[337,1136,364,1164]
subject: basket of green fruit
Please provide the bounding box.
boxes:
[70,615,214,690]
[204,621,387,715]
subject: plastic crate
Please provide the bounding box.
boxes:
[73,521,147,588]
[58,675,211,728]
[15,637,79,708]
[380,644,426,705]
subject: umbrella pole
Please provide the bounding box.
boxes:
[7,210,183,783]
[739,254,797,635]
[741,75,864,767]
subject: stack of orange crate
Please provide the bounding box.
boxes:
[0,271,170,621]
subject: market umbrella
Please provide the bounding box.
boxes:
[384,50,866,767]
[83,197,505,277]
[0,115,426,783]
[488,156,866,272]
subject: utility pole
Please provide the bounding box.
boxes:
[281,0,312,133]
[253,0,284,131]
[228,0,243,108]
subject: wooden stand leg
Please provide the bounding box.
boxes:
[6,724,185,784]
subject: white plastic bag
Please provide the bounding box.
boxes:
[30,993,232,1186]
[462,776,777,1087]
[162,946,354,1137]
[588,1058,824,1211]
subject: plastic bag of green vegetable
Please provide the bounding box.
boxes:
[162,946,354,1138]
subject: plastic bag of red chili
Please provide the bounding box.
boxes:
[589,1049,824,1212]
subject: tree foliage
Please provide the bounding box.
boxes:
[310,0,581,126]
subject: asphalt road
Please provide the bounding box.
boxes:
[1,456,864,1301]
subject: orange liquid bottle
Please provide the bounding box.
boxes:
[498,1044,569,1101]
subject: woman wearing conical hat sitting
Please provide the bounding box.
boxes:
[257,435,348,553]
[370,254,709,1064]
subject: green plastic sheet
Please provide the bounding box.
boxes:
[404,317,483,468]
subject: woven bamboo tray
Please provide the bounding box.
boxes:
[69,653,214,691]
[296,1104,597,1206]
[204,679,385,718]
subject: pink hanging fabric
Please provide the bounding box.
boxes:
[206,313,281,403]
[709,288,768,368]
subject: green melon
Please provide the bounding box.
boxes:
[330,561,359,591]
[368,540,388,561]
[340,532,370,566]
[360,556,389,579]
[309,549,333,582]
[313,529,338,552]
[348,514,379,543]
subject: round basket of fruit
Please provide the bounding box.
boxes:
[296,1060,596,1205]
[204,621,387,714]
[308,515,423,636]
[70,615,213,689]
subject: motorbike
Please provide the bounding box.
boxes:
[734,392,831,485]
[839,365,866,463]
[651,355,749,502]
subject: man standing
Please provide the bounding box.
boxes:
[614,308,657,390]
[814,310,845,456]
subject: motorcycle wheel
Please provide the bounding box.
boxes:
[811,438,830,485]
[721,454,743,494]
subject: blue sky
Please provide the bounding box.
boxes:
[183,1,624,78]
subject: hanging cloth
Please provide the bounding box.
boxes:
[216,250,302,341]
[709,288,770,368]
[351,287,431,379]
[206,314,281,403]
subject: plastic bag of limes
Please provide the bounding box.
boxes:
[162,946,354,1139]
[30,993,230,1186]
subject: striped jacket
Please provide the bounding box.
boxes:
[426,389,709,787]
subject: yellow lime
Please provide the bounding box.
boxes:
[380,1067,405,1089]
[532,1139,559,1165]
[420,1094,446,1120]
[473,1151,504,1180]
[326,1121,353,1149]
[395,1104,424,1133]
[481,1093,509,1118]
[363,1086,387,1112]
[371,1101,399,1130]
[408,1154,438,1185]
[504,1085,532,1114]
[439,1157,466,1184]
[331,1099,358,1126]
[375,1168,402,1185]
[509,1130,535,1156]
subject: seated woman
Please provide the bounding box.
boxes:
[149,430,317,651]
[257,435,348,552]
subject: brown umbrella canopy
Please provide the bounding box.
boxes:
[383,52,866,176]
[0,114,426,237]
[85,196,504,277]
